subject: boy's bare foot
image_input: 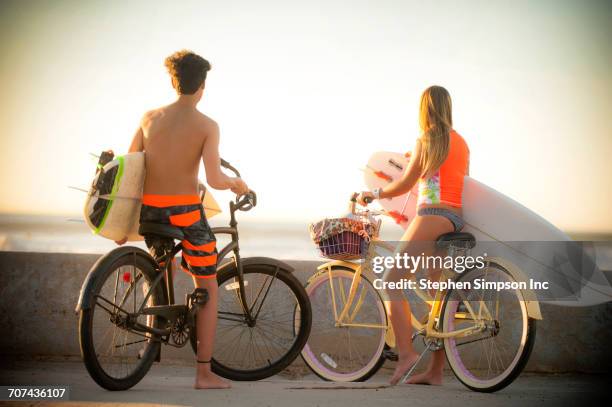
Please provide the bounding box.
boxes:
[406,370,443,385]
[194,370,231,389]
[389,352,420,385]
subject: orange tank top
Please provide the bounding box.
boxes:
[417,130,469,208]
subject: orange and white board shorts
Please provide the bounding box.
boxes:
[140,194,217,279]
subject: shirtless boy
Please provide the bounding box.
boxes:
[118,50,249,389]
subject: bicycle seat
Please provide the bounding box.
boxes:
[436,232,476,249]
[139,223,185,241]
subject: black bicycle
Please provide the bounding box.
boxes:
[75,159,312,391]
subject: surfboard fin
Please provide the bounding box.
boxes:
[365,165,393,182]
[66,218,85,223]
[68,186,89,193]
[388,210,408,224]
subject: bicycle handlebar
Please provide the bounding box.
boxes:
[349,192,373,213]
[219,158,257,212]
[350,192,373,204]
[220,158,241,178]
[349,192,385,218]
[235,190,257,212]
[199,159,256,213]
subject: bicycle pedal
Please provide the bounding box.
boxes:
[190,288,209,306]
[383,349,398,361]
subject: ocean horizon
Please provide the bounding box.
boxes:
[1,213,611,263]
[0,213,330,261]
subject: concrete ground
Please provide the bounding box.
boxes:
[0,361,609,407]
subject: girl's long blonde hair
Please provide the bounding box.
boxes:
[418,86,453,177]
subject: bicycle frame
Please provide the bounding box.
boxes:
[77,158,289,350]
[315,195,542,345]
[136,196,255,332]
[130,159,260,333]
[317,254,543,352]
[313,236,522,347]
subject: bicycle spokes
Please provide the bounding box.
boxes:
[302,269,387,381]
[91,263,156,379]
[214,271,301,372]
[442,264,532,389]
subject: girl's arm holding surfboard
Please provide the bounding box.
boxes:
[357,139,424,205]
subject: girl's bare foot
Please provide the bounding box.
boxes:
[389,352,420,385]
[406,370,443,385]
[194,370,231,389]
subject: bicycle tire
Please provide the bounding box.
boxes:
[301,266,388,382]
[79,247,165,391]
[190,263,312,381]
[440,261,537,393]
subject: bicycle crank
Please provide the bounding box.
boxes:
[187,288,209,329]
[422,336,443,351]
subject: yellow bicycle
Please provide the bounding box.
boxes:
[301,195,542,392]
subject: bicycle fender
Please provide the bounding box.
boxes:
[309,260,360,284]
[486,257,543,320]
[316,260,360,272]
[218,256,295,274]
[75,246,159,313]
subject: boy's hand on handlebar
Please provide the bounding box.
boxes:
[230,177,249,195]
[357,191,374,206]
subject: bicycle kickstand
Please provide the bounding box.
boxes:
[399,341,432,384]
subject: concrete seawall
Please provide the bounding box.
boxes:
[0,251,611,373]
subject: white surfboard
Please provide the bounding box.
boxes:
[364,151,612,306]
[84,152,146,241]
[365,151,570,241]
[84,152,221,242]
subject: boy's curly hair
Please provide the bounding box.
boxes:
[164,50,211,95]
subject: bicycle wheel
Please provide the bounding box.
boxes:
[301,266,388,382]
[440,261,536,392]
[190,263,312,381]
[79,247,165,391]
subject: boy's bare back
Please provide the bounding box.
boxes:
[138,103,217,195]
[123,50,245,389]
[123,49,247,237]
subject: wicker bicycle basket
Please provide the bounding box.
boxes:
[309,216,379,260]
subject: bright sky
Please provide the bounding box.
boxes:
[0,0,611,233]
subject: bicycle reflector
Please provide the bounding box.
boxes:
[122,271,131,283]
